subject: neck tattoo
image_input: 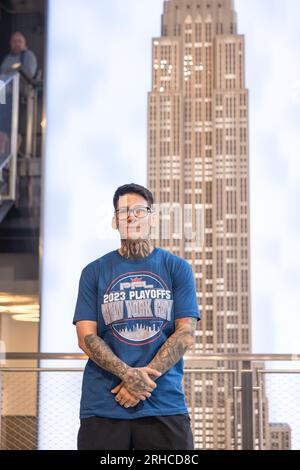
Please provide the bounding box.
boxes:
[118,239,154,260]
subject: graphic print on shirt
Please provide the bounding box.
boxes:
[101,271,173,346]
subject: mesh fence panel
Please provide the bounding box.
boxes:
[261,371,300,450]
[0,365,299,450]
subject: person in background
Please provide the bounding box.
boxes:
[0,32,38,156]
[0,31,37,79]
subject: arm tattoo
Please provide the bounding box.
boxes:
[147,318,197,377]
[84,334,153,395]
[84,334,129,379]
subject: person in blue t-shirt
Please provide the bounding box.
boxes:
[73,183,201,450]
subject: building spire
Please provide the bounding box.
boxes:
[162,0,237,37]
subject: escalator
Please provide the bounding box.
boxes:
[0,53,43,253]
[0,0,44,253]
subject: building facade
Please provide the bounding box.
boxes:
[269,423,292,450]
[148,0,252,449]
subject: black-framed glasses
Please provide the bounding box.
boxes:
[115,206,152,220]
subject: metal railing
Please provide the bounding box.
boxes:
[16,68,43,160]
[0,353,299,450]
[0,71,43,224]
[0,73,19,222]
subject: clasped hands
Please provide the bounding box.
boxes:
[111,366,161,409]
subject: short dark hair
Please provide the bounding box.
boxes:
[113,183,154,211]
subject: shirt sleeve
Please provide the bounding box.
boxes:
[22,50,38,79]
[172,259,201,321]
[73,263,98,325]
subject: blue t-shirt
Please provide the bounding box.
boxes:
[73,247,201,420]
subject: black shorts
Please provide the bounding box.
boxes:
[78,414,194,450]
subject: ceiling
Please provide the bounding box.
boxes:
[0,0,44,13]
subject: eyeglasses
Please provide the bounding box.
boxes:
[115,206,152,220]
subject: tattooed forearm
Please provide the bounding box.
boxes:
[84,334,157,395]
[147,318,197,376]
[84,334,129,379]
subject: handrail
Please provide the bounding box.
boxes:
[0,73,16,86]
[1,355,299,450]
[1,352,300,361]
[0,72,19,209]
